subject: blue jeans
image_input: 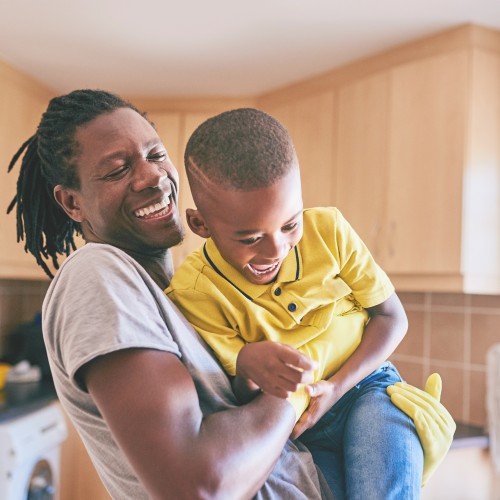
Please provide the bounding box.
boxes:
[299,362,423,500]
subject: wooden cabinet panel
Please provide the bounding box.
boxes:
[334,71,390,262]
[462,49,500,293]
[59,405,110,500]
[0,68,53,280]
[334,51,472,290]
[293,92,336,209]
[386,51,468,276]
[261,91,336,211]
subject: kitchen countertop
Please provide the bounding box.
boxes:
[452,421,489,449]
[0,378,58,423]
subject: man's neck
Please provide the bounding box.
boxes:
[127,249,174,290]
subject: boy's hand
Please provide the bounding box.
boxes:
[236,341,317,398]
[387,373,456,486]
[291,380,341,439]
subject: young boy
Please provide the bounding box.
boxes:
[166,108,445,498]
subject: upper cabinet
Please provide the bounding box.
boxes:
[260,91,336,209]
[383,51,468,289]
[0,61,54,280]
[259,24,500,294]
[335,51,468,290]
[3,25,500,293]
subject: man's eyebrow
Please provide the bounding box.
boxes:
[97,151,126,166]
[234,210,303,236]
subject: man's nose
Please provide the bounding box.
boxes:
[130,159,166,192]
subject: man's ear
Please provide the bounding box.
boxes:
[186,208,211,238]
[53,185,85,223]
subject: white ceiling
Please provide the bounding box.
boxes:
[1,0,499,98]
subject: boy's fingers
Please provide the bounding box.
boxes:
[279,345,318,372]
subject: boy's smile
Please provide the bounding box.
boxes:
[187,166,304,284]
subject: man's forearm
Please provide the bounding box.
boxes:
[199,392,295,498]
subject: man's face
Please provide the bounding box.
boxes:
[193,167,304,284]
[64,108,184,255]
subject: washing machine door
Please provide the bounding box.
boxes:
[27,459,54,500]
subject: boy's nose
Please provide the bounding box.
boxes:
[263,236,289,260]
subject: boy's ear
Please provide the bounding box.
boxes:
[186,208,211,238]
[53,185,85,223]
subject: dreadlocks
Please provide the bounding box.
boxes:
[7,89,143,278]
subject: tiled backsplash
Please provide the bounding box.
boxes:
[392,292,500,429]
[0,281,498,430]
[0,279,49,357]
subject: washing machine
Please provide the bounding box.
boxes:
[0,403,67,499]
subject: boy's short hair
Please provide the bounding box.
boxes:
[184,108,296,191]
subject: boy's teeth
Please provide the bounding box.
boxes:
[251,262,279,275]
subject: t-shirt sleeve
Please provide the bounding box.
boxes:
[331,208,395,308]
[43,246,181,387]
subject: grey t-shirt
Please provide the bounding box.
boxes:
[43,243,330,499]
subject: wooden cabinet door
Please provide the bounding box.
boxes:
[0,73,52,279]
[334,72,390,264]
[291,92,336,209]
[59,405,111,500]
[386,51,468,276]
[462,49,500,293]
[261,91,336,210]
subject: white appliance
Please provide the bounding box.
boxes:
[0,403,67,499]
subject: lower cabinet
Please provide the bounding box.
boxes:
[59,406,110,500]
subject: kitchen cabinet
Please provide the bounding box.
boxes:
[334,71,390,263]
[336,47,500,293]
[386,52,467,278]
[461,49,500,293]
[0,61,54,280]
[335,51,469,291]
[260,91,336,210]
[59,405,110,500]
[259,25,500,293]
[3,25,499,292]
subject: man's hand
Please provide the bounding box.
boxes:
[236,341,317,398]
[387,373,456,486]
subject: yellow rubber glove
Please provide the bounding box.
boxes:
[386,373,456,487]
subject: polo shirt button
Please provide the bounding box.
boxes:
[274,287,282,296]
[288,303,297,312]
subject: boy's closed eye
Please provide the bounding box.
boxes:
[238,221,301,246]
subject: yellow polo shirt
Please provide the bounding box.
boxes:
[167,207,394,416]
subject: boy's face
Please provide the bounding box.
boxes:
[189,166,304,285]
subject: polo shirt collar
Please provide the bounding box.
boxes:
[203,238,302,300]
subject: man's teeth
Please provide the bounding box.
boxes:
[135,196,170,217]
